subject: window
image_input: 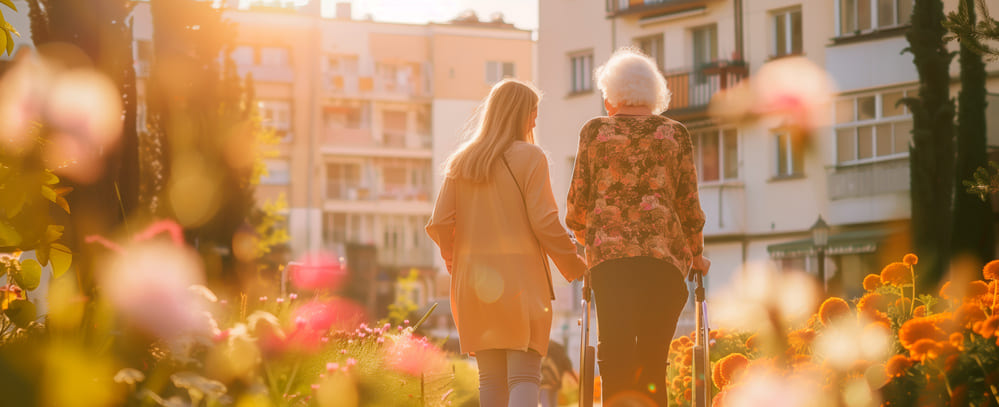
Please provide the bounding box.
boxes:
[834,87,916,165]
[324,213,347,244]
[485,61,515,84]
[260,159,290,185]
[774,131,805,177]
[258,100,292,141]
[692,25,718,84]
[231,46,255,66]
[772,8,803,58]
[326,163,361,200]
[570,52,594,93]
[838,0,912,35]
[692,129,739,183]
[635,34,664,72]
[325,105,365,130]
[260,47,290,67]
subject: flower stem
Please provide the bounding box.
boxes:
[909,264,916,318]
[971,355,999,406]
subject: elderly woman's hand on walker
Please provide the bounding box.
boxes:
[691,255,711,279]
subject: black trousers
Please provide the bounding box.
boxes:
[590,256,689,407]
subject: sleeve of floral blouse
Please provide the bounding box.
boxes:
[565,125,590,236]
[673,124,707,256]
[426,177,457,274]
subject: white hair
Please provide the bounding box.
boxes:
[595,48,671,114]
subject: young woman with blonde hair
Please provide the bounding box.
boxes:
[427,79,586,407]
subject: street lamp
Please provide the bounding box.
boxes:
[811,216,830,295]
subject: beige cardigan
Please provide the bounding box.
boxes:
[426,142,587,356]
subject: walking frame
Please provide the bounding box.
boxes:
[577,261,712,407]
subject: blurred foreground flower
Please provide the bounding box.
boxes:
[383,331,447,376]
[709,56,836,139]
[289,252,348,292]
[0,49,123,183]
[93,221,212,340]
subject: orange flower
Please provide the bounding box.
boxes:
[899,315,950,349]
[714,353,749,390]
[940,281,953,300]
[745,334,759,352]
[709,329,724,340]
[955,303,987,328]
[880,262,912,286]
[681,352,693,367]
[974,315,999,338]
[788,328,816,351]
[857,292,887,315]
[818,297,851,326]
[908,338,940,361]
[948,332,964,349]
[895,297,912,311]
[913,305,926,318]
[983,260,999,281]
[885,354,912,377]
[863,274,882,291]
[903,253,918,266]
[968,280,990,299]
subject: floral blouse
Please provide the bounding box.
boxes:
[566,115,705,277]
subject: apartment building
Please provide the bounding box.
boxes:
[539,0,999,349]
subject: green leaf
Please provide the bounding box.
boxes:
[44,224,64,244]
[0,0,17,12]
[0,220,22,247]
[4,29,11,55]
[16,259,41,291]
[5,300,37,328]
[49,243,72,279]
[41,185,57,203]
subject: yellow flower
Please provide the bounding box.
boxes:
[862,274,882,291]
[903,253,918,266]
[818,297,851,327]
[880,262,912,286]
[983,260,999,281]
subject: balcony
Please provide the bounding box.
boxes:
[664,60,747,120]
[827,157,909,200]
[605,0,721,18]
[325,74,431,100]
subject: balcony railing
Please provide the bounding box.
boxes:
[605,0,720,18]
[663,60,747,118]
[325,74,431,99]
[827,157,910,200]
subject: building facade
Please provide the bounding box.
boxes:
[539,0,999,353]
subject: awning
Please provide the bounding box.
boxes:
[767,229,894,259]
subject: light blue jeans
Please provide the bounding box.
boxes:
[476,349,542,407]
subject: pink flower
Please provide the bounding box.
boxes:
[289,252,348,291]
[383,333,447,376]
[346,358,358,366]
[326,362,339,372]
[285,298,367,351]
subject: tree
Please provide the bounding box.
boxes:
[0,0,19,56]
[146,0,266,280]
[950,0,994,268]
[26,0,140,293]
[904,0,956,290]
[945,0,999,60]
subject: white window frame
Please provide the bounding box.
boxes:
[258,100,292,142]
[485,61,515,84]
[836,0,913,37]
[773,131,804,178]
[771,7,803,58]
[569,51,594,94]
[692,128,740,184]
[260,159,290,185]
[635,34,664,72]
[833,87,916,166]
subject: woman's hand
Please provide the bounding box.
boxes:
[691,255,710,276]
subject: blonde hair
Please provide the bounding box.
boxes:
[595,48,671,114]
[444,79,541,182]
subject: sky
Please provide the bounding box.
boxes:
[316,0,539,31]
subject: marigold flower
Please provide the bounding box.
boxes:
[884,354,912,377]
[913,305,926,318]
[940,281,953,299]
[788,328,816,351]
[908,339,940,361]
[954,303,987,329]
[681,352,693,367]
[983,260,999,281]
[948,332,964,349]
[862,274,882,291]
[974,315,999,338]
[903,253,918,266]
[880,262,912,286]
[899,315,949,349]
[895,297,912,311]
[968,280,990,299]
[818,297,851,327]
[714,353,749,389]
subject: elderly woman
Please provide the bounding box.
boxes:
[566,48,708,406]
